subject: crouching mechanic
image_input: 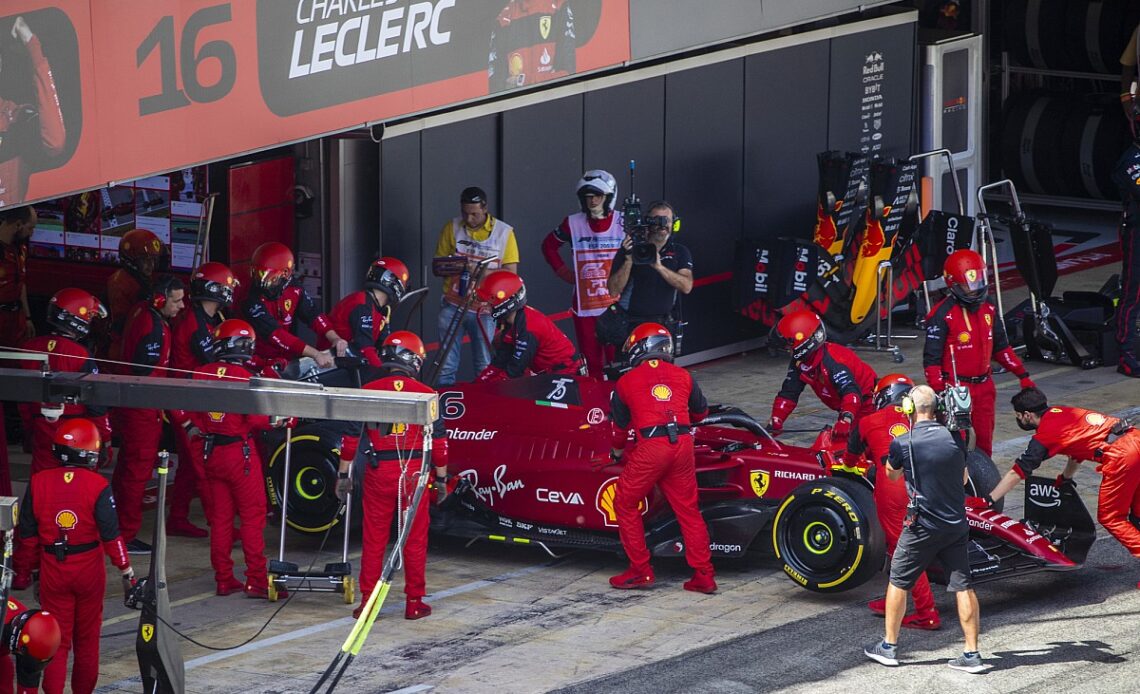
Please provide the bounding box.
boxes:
[608,323,716,593]
[864,386,984,674]
[768,310,878,442]
[0,595,61,694]
[848,374,940,630]
[986,387,1140,584]
[322,257,409,368]
[335,331,448,620]
[924,249,1034,455]
[475,271,585,382]
[16,419,134,694]
[187,320,287,599]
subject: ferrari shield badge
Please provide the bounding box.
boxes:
[539,15,552,39]
[63,471,74,484]
[141,623,154,643]
[965,269,977,283]
[749,470,770,498]
[47,339,56,351]
[284,299,293,313]
[394,379,404,392]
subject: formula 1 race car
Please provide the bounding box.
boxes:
[265,373,1096,594]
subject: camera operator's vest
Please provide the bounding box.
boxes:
[443,217,514,306]
[568,211,624,317]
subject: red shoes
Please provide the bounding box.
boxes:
[405,597,432,620]
[609,566,656,589]
[167,519,208,538]
[901,610,942,631]
[216,578,244,596]
[352,597,433,620]
[683,568,717,594]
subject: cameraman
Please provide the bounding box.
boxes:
[604,201,692,351]
[864,385,984,674]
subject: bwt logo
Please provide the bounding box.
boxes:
[945,214,960,256]
[753,249,769,294]
[792,247,811,293]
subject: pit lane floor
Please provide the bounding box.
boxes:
[9,267,1140,694]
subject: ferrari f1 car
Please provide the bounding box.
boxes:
[265,373,1095,594]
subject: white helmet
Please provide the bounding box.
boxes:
[576,170,617,214]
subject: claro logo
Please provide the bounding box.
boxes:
[945,214,959,256]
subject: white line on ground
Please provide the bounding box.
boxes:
[385,686,433,694]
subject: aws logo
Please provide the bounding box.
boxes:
[596,477,647,527]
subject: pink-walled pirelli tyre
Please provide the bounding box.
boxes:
[772,477,885,593]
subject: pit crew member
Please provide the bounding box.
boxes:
[608,323,716,593]
[111,277,184,553]
[864,386,983,673]
[16,418,134,694]
[242,242,345,369]
[475,271,584,381]
[105,229,164,348]
[322,257,409,368]
[768,310,878,441]
[335,331,447,620]
[0,594,60,694]
[987,387,1140,582]
[923,249,1034,455]
[848,374,939,630]
[432,187,518,385]
[542,170,623,378]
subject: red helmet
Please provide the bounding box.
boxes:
[51,418,101,468]
[8,609,61,663]
[47,288,107,340]
[380,330,426,376]
[476,271,526,321]
[250,242,295,298]
[623,322,674,366]
[118,229,164,275]
[191,261,238,306]
[365,257,410,303]
[943,249,988,306]
[213,319,256,362]
[873,373,914,410]
[776,310,826,361]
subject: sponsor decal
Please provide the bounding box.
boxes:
[539,15,552,40]
[47,339,57,351]
[596,476,647,527]
[957,331,971,345]
[537,526,567,536]
[458,463,524,505]
[216,366,227,377]
[775,469,823,481]
[811,487,858,523]
[783,564,809,586]
[587,408,606,425]
[749,470,770,498]
[1000,518,1018,529]
[55,510,77,530]
[753,248,769,295]
[710,542,743,553]
[284,299,293,313]
[651,384,672,401]
[888,423,909,438]
[1028,482,1061,508]
[536,488,584,505]
[968,517,993,531]
[1085,412,1107,426]
[673,541,684,553]
[965,268,977,283]
[393,379,404,391]
[63,471,74,484]
[516,521,533,531]
[944,213,959,255]
[141,624,154,643]
[447,428,498,441]
[791,245,811,294]
[984,313,992,326]
[208,412,225,422]
[546,378,573,401]
[1050,407,1063,413]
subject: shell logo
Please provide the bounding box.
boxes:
[888,423,910,438]
[651,384,672,402]
[957,332,971,344]
[208,412,225,422]
[965,269,978,283]
[496,290,507,299]
[54,510,78,530]
[596,477,646,527]
[509,52,524,77]
[394,380,404,392]
[1085,412,1107,426]
[794,331,805,341]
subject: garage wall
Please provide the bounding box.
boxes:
[376,21,916,366]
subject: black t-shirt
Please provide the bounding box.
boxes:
[612,240,693,317]
[887,420,966,530]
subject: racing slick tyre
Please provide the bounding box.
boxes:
[772,477,885,593]
[266,423,350,534]
[965,449,1005,513]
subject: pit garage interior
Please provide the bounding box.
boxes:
[4,1,1140,692]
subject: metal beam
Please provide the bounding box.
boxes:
[0,368,436,425]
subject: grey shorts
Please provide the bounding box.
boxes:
[889,522,972,592]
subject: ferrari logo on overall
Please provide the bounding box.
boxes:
[984,313,992,326]
[47,339,56,351]
[63,471,74,484]
[539,15,552,39]
[651,384,672,401]
[749,470,770,498]
[216,366,227,377]
[394,380,404,392]
[141,624,154,643]
[284,299,292,313]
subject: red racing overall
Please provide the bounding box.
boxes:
[243,283,333,363]
[924,297,1030,456]
[0,36,66,208]
[0,595,54,694]
[850,406,935,614]
[610,358,711,573]
[111,301,172,543]
[340,376,447,607]
[1014,406,1140,557]
[320,291,390,368]
[770,343,878,440]
[17,466,129,694]
[167,302,224,526]
[190,361,276,593]
[479,306,582,381]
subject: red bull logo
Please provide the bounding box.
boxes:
[860,213,889,257]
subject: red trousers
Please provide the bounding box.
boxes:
[615,437,712,572]
[111,408,163,543]
[964,378,996,457]
[572,314,613,379]
[204,442,267,586]
[359,461,429,601]
[39,551,105,694]
[1095,434,1140,558]
[874,464,935,613]
[169,424,211,523]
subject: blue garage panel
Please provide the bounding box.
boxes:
[664,60,745,355]
[744,42,831,242]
